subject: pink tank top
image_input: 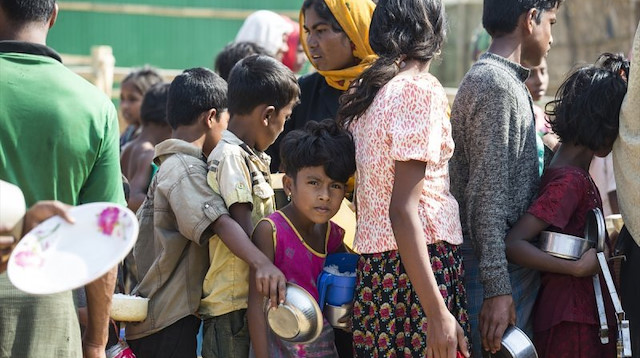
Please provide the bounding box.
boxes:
[263,211,344,302]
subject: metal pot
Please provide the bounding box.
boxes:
[538,231,593,260]
[484,326,538,358]
[585,208,606,252]
[324,303,352,330]
[265,282,323,344]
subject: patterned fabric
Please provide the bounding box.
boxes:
[352,243,469,357]
[266,318,339,358]
[265,211,344,301]
[349,74,463,254]
[526,166,616,357]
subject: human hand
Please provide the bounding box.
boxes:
[1,201,74,273]
[254,261,287,309]
[480,294,516,353]
[426,308,470,358]
[572,248,599,277]
[82,341,106,358]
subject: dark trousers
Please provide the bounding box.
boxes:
[620,226,640,358]
[128,315,201,358]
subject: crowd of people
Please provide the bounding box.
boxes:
[1,0,639,358]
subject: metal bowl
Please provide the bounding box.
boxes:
[585,208,606,252]
[324,303,352,330]
[538,231,593,260]
[265,282,323,344]
[485,326,538,358]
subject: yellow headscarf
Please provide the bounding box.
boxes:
[300,0,378,91]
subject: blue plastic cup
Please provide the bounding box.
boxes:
[317,253,359,308]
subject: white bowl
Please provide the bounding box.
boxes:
[110,293,149,322]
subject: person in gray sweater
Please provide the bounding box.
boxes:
[449,0,562,356]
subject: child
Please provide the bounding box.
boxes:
[200,54,300,358]
[126,68,286,358]
[449,0,562,354]
[214,41,270,82]
[505,53,629,358]
[120,82,171,212]
[337,0,469,357]
[119,67,163,148]
[248,119,355,358]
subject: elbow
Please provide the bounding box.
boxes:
[388,200,408,229]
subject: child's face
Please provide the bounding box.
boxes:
[286,166,346,224]
[257,99,296,151]
[120,82,143,126]
[524,57,549,102]
[204,110,230,156]
[522,6,558,68]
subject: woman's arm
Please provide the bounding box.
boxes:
[247,220,278,358]
[390,160,469,358]
[505,213,599,277]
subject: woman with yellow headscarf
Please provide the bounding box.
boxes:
[267,0,376,173]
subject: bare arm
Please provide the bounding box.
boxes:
[126,148,155,212]
[390,160,468,358]
[83,267,117,358]
[505,213,599,277]
[247,221,277,358]
[211,214,286,306]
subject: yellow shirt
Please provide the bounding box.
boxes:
[200,130,275,317]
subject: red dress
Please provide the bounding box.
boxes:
[527,166,616,358]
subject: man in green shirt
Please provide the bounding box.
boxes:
[0,1,125,357]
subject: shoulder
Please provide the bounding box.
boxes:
[297,72,324,91]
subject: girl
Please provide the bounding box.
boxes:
[248,119,356,358]
[337,1,469,357]
[268,0,376,172]
[505,53,629,358]
[119,67,163,148]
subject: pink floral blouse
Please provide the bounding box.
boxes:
[350,73,463,254]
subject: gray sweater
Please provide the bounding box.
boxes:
[449,52,540,298]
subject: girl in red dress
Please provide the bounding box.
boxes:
[504,53,629,358]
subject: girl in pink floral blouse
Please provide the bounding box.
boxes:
[337,1,469,357]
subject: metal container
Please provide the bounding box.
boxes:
[585,208,606,252]
[484,326,538,358]
[538,231,594,260]
[106,342,136,358]
[324,303,352,330]
[265,282,323,344]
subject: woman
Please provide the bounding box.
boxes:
[337,0,470,357]
[235,10,293,61]
[268,0,376,172]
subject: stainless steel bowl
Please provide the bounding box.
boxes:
[538,231,593,260]
[485,326,538,358]
[265,282,323,344]
[585,208,606,252]
[324,303,352,330]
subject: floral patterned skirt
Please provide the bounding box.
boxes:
[352,242,470,358]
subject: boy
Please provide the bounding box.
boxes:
[448,0,562,356]
[200,55,300,358]
[126,68,286,358]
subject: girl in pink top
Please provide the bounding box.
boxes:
[248,120,356,358]
[338,0,469,357]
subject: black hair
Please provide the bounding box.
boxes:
[227,54,299,116]
[482,0,562,37]
[546,53,628,151]
[214,41,271,81]
[301,0,344,33]
[280,119,356,183]
[140,82,170,126]
[121,66,164,96]
[167,67,227,129]
[338,0,445,126]
[0,0,55,23]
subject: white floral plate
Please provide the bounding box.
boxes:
[7,202,138,295]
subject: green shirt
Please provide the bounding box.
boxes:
[0,42,125,358]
